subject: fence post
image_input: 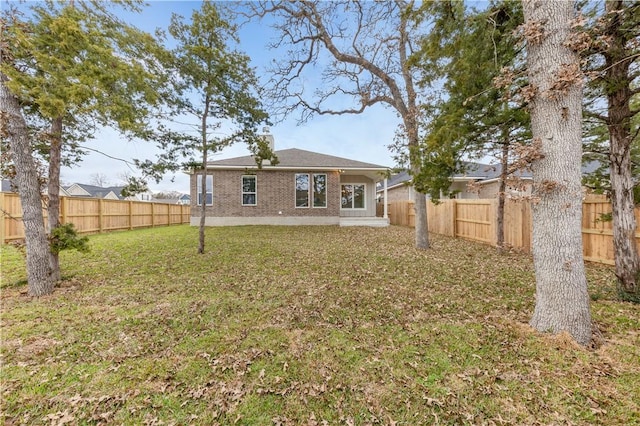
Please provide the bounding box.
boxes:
[491,198,498,246]
[98,199,104,233]
[128,201,133,230]
[60,196,67,224]
[451,200,457,238]
[0,192,5,245]
[151,202,155,227]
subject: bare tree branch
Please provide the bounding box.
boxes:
[246,0,433,248]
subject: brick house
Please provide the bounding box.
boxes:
[189,146,390,227]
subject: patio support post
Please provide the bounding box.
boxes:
[383,178,388,219]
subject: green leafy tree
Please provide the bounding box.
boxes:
[1,1,168,291]
[577,1,640,302]
[413,0,530,248]
[139,1,271,254]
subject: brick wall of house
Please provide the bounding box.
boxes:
[190,170,341,217]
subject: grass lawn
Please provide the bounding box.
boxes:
[1,225,639,425]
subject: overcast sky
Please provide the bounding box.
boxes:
[50,1,402,193]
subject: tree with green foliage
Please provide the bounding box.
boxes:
[140,1,271,254]
[1,0,168,294]
[577,1,640,302]
[522,0,592,346]
[414,0,530,248]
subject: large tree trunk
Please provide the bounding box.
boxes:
[407,118,429,250]
[47,116,63,282]
[198,168,207,255]
[609,125,639,301]
[523,0,592,346]
[412,179,429,249]
[1,74,54,296]
[604,0,639,302]
[496,137,510,249]
[198,98,210,255]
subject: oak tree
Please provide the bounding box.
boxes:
[250,0,433,249]
[522,0,592,346]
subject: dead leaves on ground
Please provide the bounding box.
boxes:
[1,225,638,425]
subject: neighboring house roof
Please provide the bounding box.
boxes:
[381,159,603,191]
[382,162,521,191]
[582,159,605,175]
[2,178,70,195]
[150,197,190,204]
[65,183,126,199]
[1,179,14,192]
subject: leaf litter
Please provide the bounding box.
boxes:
[0,225,638,425]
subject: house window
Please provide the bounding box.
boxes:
[313,174,327,207]
[341,184,365,209]
[296,173,327,208]
[196,174,213,206]
[295,174,310,207]
[242,175,257,206]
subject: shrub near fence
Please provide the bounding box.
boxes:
[0,192,191,244]
[386,197,640,266]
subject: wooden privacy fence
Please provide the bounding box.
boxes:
[0,192,191,244]
[386,198,640,266]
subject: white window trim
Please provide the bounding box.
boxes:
[242,175,257,206]
[196,174,213,206]
[341,183,367,210]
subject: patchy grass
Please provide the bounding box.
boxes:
[1,225,638,425]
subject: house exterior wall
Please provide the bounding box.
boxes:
[190,170,342,224]
[385,185,412,203]
[450,181,480,199]
[381,178,534,202]
[478,181,500,198]
[478,181,533,198]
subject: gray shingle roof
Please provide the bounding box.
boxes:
[1,179,14,192]
[67,183,127,199]
[207,148,388,170]
[384,159,604,189]
[384,162,533,189]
